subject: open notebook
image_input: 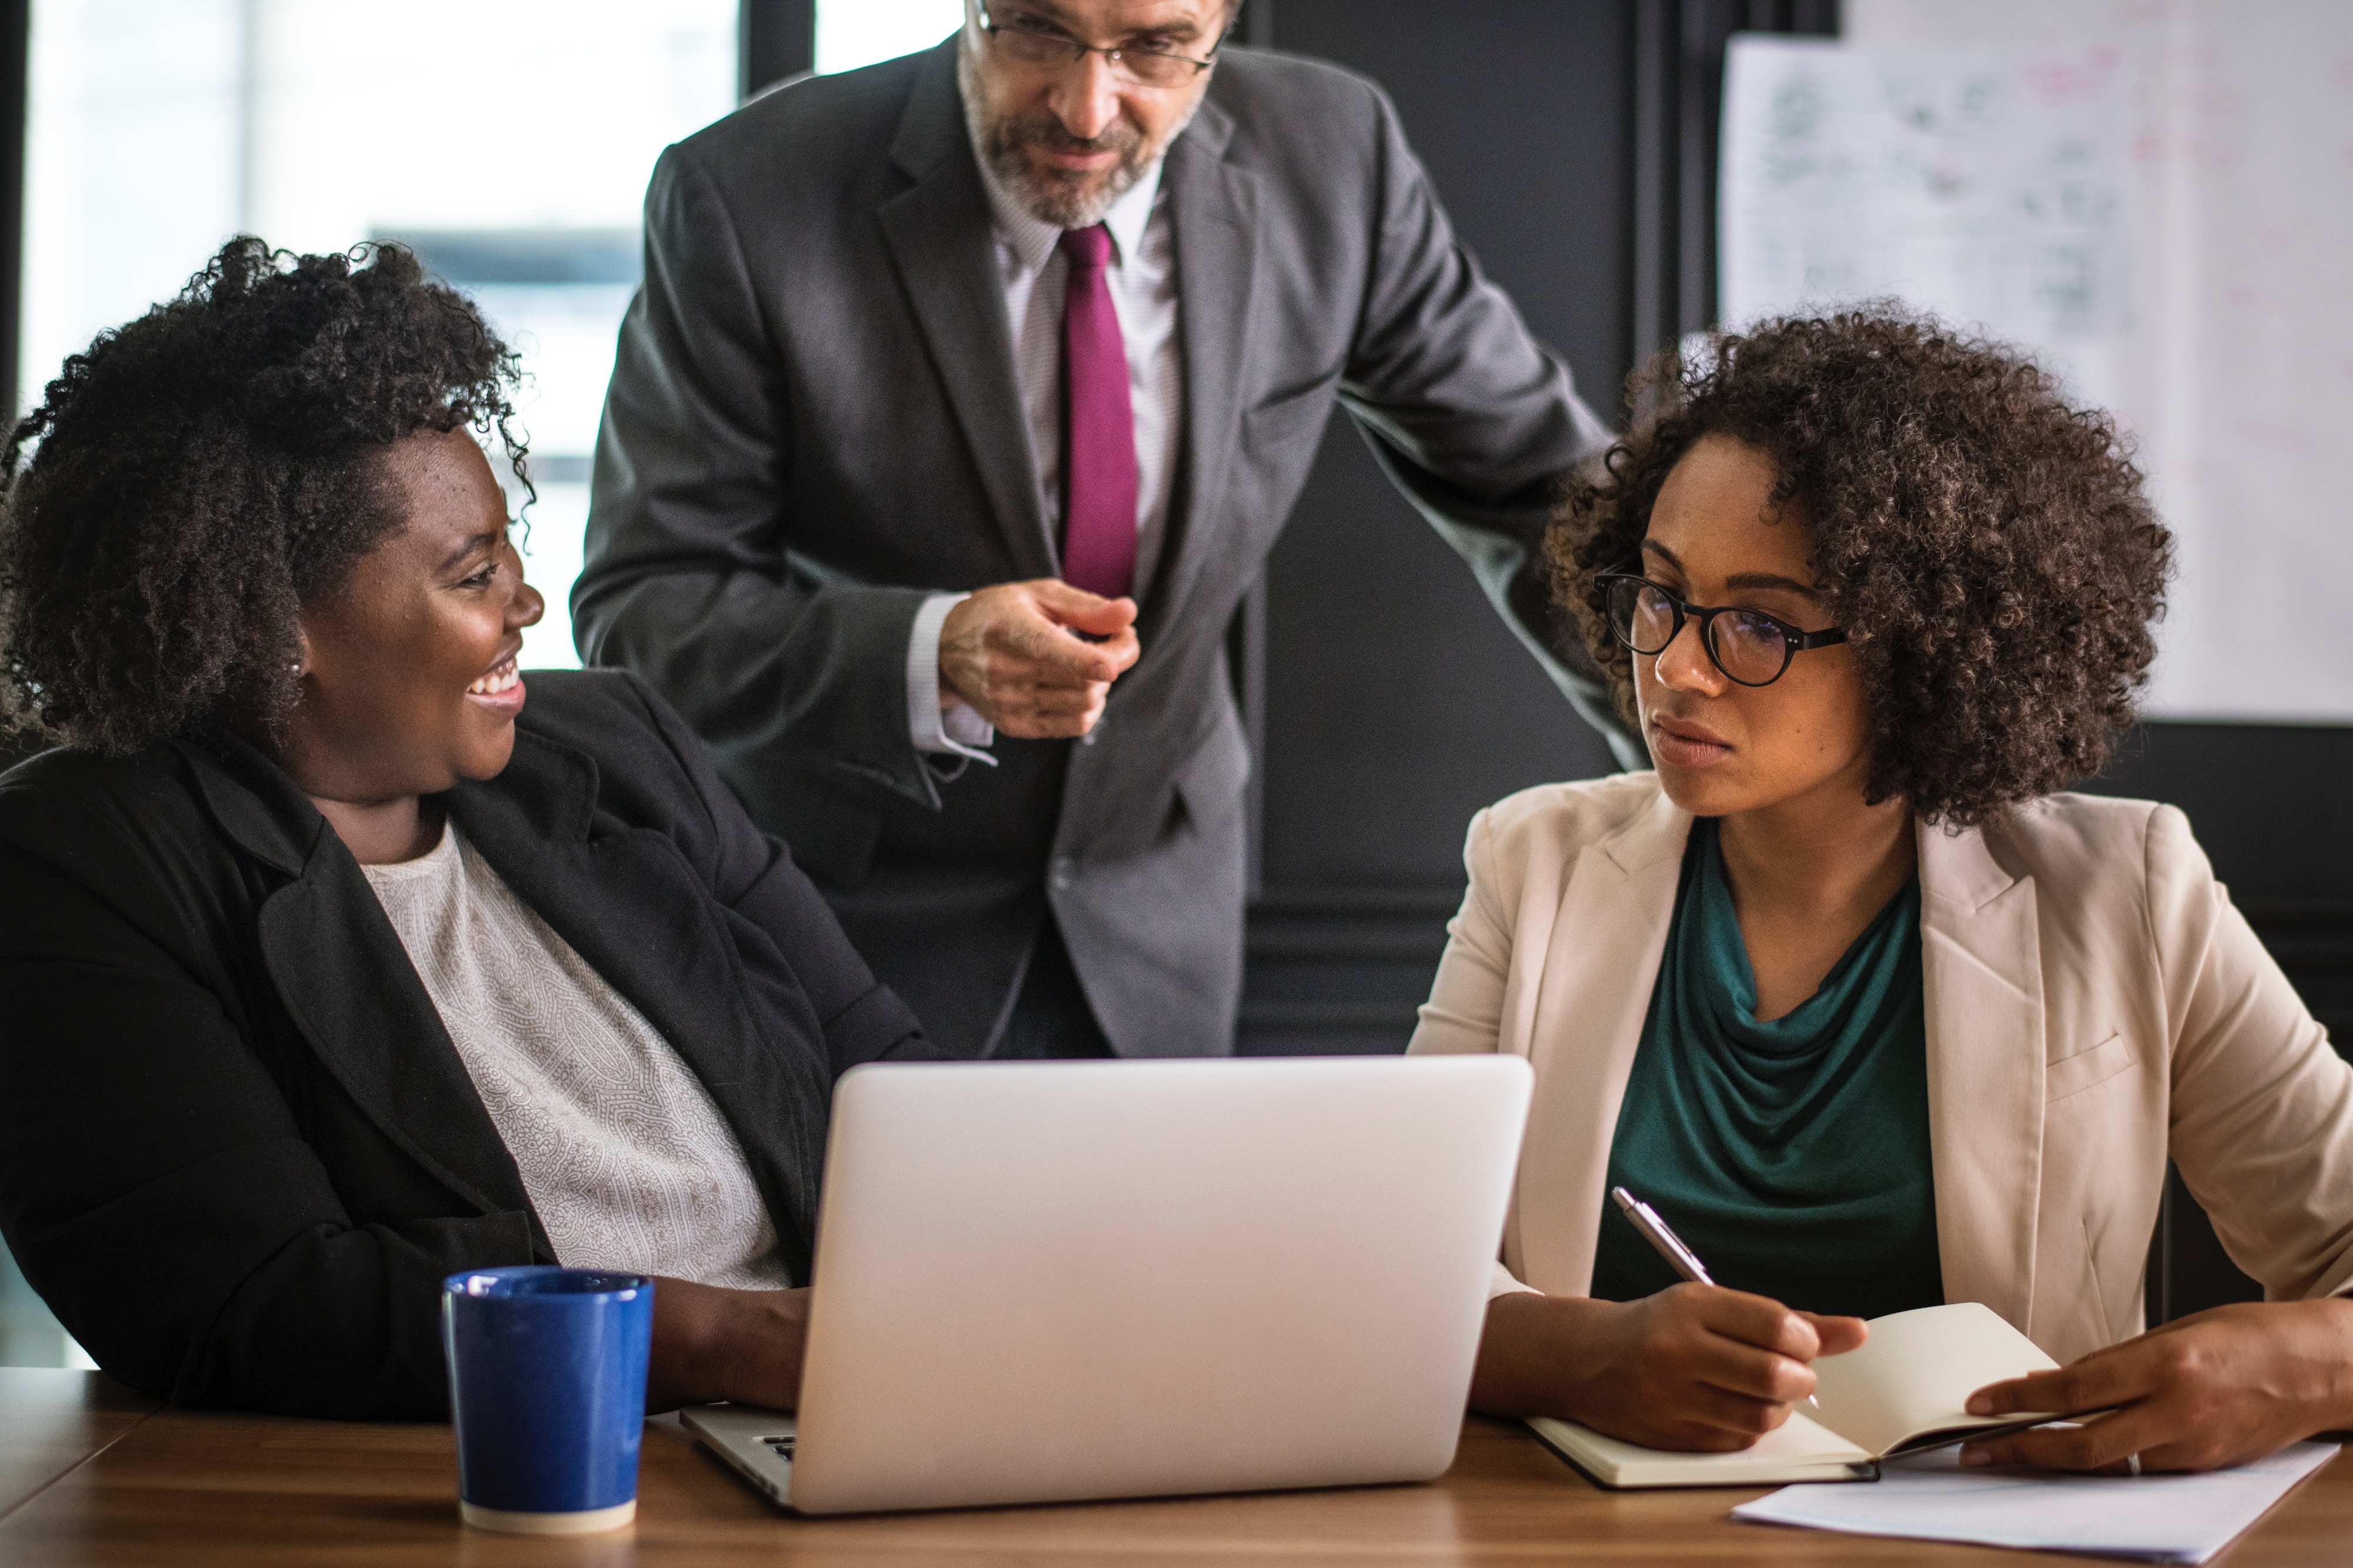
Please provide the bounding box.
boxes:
[1527,1302,2062,1489]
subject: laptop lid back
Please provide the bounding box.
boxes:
[788,1055,1531,1514]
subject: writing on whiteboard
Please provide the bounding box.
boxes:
[1722,35,2131,350]
[1725,6,2353,725]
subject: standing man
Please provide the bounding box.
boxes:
[575,0,1638,1060]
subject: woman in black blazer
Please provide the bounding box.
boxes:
[0,239,937,1418]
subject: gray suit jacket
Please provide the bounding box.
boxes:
[574,39,1635,1059]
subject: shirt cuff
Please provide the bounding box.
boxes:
[908,593,997,765]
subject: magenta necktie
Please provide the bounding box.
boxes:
[1057,223,1138,600]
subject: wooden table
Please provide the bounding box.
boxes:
[0,1370,158,1527]
[4,1370,2349,1566]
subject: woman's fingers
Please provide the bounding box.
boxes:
[1968,1343,2149,1419]
[1959,1354,2153,1472]
[1797,1311,1869,1356]
[1687,1285,1824,1358]
[1962,1405,2227,1475]
[1674,1378,1801,1439]
[1671,1286,1835,1404]
[1956,1302,2353,1475]
[1687,1332,1821,1406]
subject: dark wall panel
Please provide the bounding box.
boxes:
[2083,721,2353,1047]
[1241,1,1631,1052]
[2086,721,2353,900]
[741,0,815,98]
[1275,1,1635,417]
[1258,422,1618,890]
[1258,0,1630,893]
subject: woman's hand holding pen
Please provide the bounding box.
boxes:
[1468,1285,1867,1451]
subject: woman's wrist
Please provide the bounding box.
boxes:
[1468,1291,1618,1419]
[2234,1296,2353,1436]
[646,1275,733,1412]
[646,1277,813,1414]
[2302,1296,2353,1431]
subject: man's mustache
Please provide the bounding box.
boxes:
[998,118,1143,159]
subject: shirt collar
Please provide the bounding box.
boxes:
[968,115,1165,272]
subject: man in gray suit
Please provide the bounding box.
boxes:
[574,0,1638,1060]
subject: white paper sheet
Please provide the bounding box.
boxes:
[1732,1442,2340,1563]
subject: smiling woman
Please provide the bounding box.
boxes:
[278,428,547,864]
[0,239,941,1420]
[0,239,529,761]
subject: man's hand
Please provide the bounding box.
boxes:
[1960,1299,2353,1474]
[646,1277,812,1413]
[939,579,1139,739]
[1469,1284,1868,1452]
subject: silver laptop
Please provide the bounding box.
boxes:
[682,1054,1530,1515]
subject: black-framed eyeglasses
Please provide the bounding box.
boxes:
[1597,572,1847,689]
[976,1,1229,88]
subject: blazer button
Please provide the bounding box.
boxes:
[1050,857,1076,892]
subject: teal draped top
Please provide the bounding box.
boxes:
[1589,817,1944,1320]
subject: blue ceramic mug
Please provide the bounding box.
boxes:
[442,1267,655,1534]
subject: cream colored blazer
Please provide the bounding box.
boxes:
[1407,772,2353,1366]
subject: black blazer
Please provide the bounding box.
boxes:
[0,670,932,1419]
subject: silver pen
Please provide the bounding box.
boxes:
[1611,1186,1715,1285]
[1610,1185,1819,1407]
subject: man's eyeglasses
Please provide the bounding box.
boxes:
[1596,572,1847,689]
[976,1,1228,88]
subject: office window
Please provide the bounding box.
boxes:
[815,0,961,75]
[0,0,735,1372]
[20,0,738,670]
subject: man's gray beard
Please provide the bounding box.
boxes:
[956,37,1200,229]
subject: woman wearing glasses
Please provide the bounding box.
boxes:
[1411,309,2353,1474]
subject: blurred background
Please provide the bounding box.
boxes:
[5,0,2347,1367]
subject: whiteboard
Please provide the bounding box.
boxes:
[1721,2,2353,723]
[1722,39,2132,351]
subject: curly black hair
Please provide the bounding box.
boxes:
[0,236,528,756]
[1549,308,2172,828]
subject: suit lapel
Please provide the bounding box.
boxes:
[448,733,831,1280]
[184,735,542,1242]
[257,859,542,1245]
[1515,789,1689,1295]
[876,41,1056,580]
[1917,819,2047,1334]
[194,725,834,1279]
[1145,98,1258,643]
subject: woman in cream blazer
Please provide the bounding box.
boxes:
[1412,310,2353,1474]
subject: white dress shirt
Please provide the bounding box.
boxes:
[906,132,1187,760]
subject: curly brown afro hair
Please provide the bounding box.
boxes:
[0,236,528,756]
[1549,308,2172,828]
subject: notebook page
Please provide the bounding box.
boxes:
[1527,1411,1871,1487]
[1541,1411,1871,1471]
[1809,1302,2059,1457]
[1731,1441,2340,1563]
